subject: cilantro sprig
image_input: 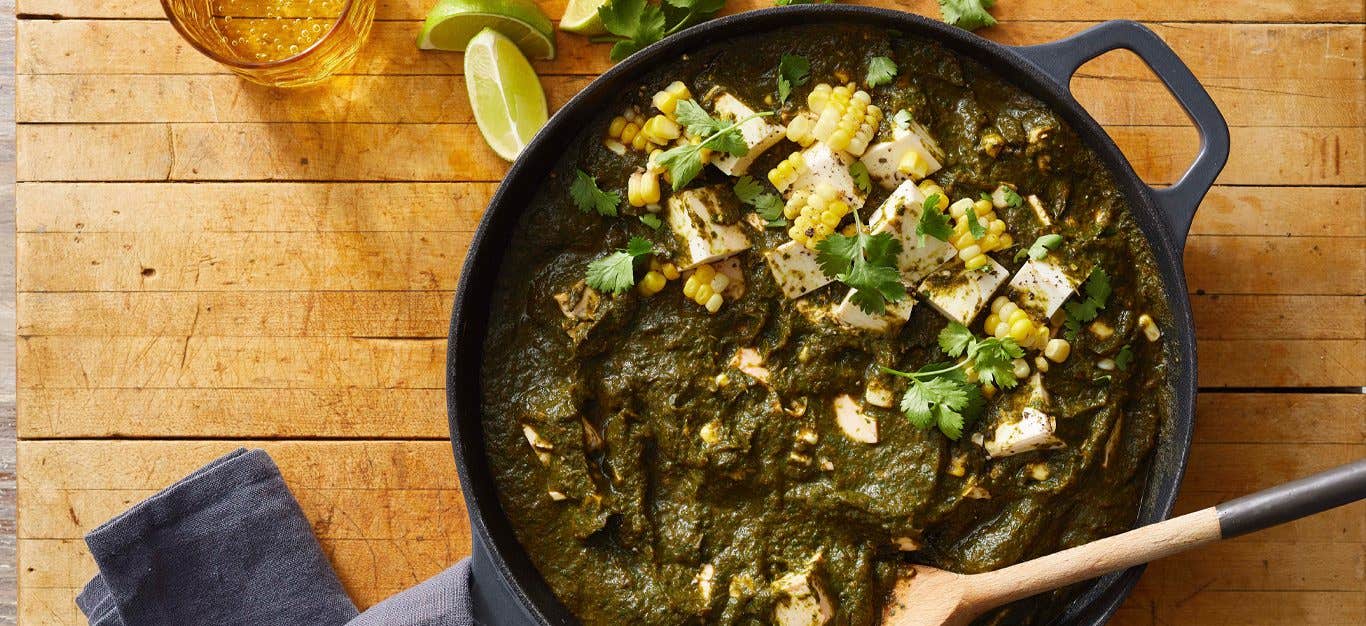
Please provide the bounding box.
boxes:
[571,169,621,216]
[598,0,724,62]
[881,323,1023,439]
[734,175,786,227]
[657,100,774,189]
[916,193,953,243]
[1017,233,1063,262]
[585,236,656,294]
[938,0,998,31]
[777,54,811,104]
[1063,267,1112,340]
[815,206,905,315]
[866,56,898,88]
[849,161,871,194]
[892,109,913,131]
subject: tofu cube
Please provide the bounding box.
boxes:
[859,122,944,190]
[771,556,835,626]
[786,143,866,209]
[832,394,878,443]
[666,186,751,270]
[710,93,787,176]
[983,373,1063,458]
[764,240,832,299]
[1009,255,1084,320]
[832,289,915,333]
[868,180,958,284]
[917,257,1010,326]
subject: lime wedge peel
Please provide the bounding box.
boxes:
[465,28,549,161]
[560,0,609,36]
[418,0,555,60]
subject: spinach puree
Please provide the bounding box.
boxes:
[481,24,1173,626]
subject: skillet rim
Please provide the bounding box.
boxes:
[447,6,1199,625]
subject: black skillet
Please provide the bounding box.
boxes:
[446,6,1230,624]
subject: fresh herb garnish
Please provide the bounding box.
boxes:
[640,214,663,230]
[571,169,621,216]
[598,0,724,62]
[585,236,656,293]
[657,100,774,189]
[1115,345,1134,371]
[892,109,913,131]
[1019,233,1063,261]
[916,193,953,243]
[866,56,898,88]
[881,322,1023,439]
[1002,186,1022,207]
[1063,267,1112,340]
[849,161,872,194]
[815,209,905,315]
[777,54,811,104]
[734,175,786,227]
[938,0,998,31]
[964,200,987,239]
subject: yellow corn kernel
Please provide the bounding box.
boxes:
[768,152,806,191]
[1138,313,1162,342]
[991,296,1010,313]
[949,198,974,218]
[979,233,1000,252]
[988,219,1007,235]
[974,199,994,216]
[998,302,1020,321]
[642,115,681,144]
[1006,309,1028,325]
[704,293,723,313]
[1032,325,1050,349]
[630,133,650,152]
[964,365,979,383]
[638,271,666,296]
[840,223,857,237]
[984,314,1000,334]
[638,171,660,205]
[981,384,997,399]
[1034,355,1049,373]
[918,180,945,199]
[694,283,715,305]
[994,321,1011,338]
[1012,358,1031,380]
[662,263,680,281]
[1009,319,1033,343]
[807,83,832,112]
[608,116,628,138]
[998,233,1013,248]
[1044,338,1071,363]
[682,275,700,298]
[898,150,931,179]
[694,264,716,281]
[964,255,988,270]
[627,171,643,207]
[958,245,982,262]
[620,122,640,145]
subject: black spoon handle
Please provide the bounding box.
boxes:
[1217,458,1366,539]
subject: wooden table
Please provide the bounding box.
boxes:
[12,1,1365,623]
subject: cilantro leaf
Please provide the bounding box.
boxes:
[1003,187,1022,207]
[889,362,985,440]
[1084,266,1112,304]
[640,214,662,230]
[972,337,1025,389]
[1064,266,1112,340]
[1027,233,1063,261]
[585,236,656,294]
[866,56,898,88]
[938,322,975,357]
[965,204,987,239]
[916,193,953,242]
[816,229,907,315]
[656,144,706,191]
[777,54,811,104]
[674,99,724,136]
[892,109,913,131]
[849,161,871,194]
[734,175,786,227]
[938,0,998,31]
[661,0,725,34]
[599,0,666,61]
[659,105,774,189]
[1115,344,1134,371]
[571,169,621,216]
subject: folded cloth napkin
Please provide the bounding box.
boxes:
[75,448,475,626]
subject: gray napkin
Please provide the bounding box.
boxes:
[75,448,475,626]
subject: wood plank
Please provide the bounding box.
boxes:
[1196,340,1364,388]
[18,73,1361,127]
[1191,295,1364,340]
[1193,393,1365,445]
[16,21,1363,81]
[17,0,1364,22]
[1122,589,1366,626]
[17,123,1364,184]
[17,183,1362,237]
[17,231,1359,294]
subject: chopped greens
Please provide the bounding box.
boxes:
[571,169,621,216]
[598,0,724,62]
[916,193,953,242]
[815,208,906,315]
[865,56,898,88]
[892,109,913,131]
[849,161,871,194]
[938,321,1026,389]
[734,175,786,227]
[938,0,998,31]
[639,214,663,230]
[1064,267,1112,340]
[585,236,656,294]
[1115,344,1134,371]
[881,322,1022,439]
[1002,186,1023,207]
[657,101,774,189]
[777,54,811,104]
[1020,233,1063,261]
[965,201,987,239]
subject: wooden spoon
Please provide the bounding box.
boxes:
[883,459,1366,626]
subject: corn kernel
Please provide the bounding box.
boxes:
[898,150,930,179]
[964,365,979,383]
[998,302,1019,321]
[950,198,973,218]
[710,273,731,293]
[1045,338,1071,363]
[638,271,667,296]
[662,263,680,281]
[1032,325,1050,349]
[1034,355,1049,372]
[1138,313,1162,342]
[620,122,640,145]
[1012,358,1031,379]
[984,314,1001,334]
[1007,309,1029,325]
[998,233,1013,248]
[682,275,700,298]
[994,321,1010,338]
[964,255,988,270]
[1097,358,1116,371]
[974,199,993,216]
[1089,320,1114,339]
[704,293,723,313]
[918,181,945,199]
[608,116,627,138]
[695,264,716,281]
[991,296,1010,313]
[694,283,714,305]
[1009,319,1034,343]
[1027,462,1050,481]
[603,138,627,155]
[958,245,982,262]
[988,219,1007,235]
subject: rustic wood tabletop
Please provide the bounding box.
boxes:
[9,0,1365,624]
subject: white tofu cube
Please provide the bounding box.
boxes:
[771,556,835,626]
[666,185,751,270]
[859,122,944,190]
[983,373,1063,458]
[832,289,915,333]
[917,257,1010,326]
[710,93,787,176]
[868,180,958,284]
[764,240,832,299]
[786,143,866,209]
[729,347,771,384]
[833,394,878,444]
[1009,256,1084,320]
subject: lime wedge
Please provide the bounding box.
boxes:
[418,0,555,61]
[560,0,609,36]
[465,28,548,161]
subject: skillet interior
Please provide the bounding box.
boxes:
[447,7,1198,625]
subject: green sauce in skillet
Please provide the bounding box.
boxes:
[480,23,1174,626]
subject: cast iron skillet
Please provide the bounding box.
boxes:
[447,6,1229,624]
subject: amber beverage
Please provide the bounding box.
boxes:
[162,0,376,87]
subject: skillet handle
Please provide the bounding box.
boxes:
[1013,20,1229,250]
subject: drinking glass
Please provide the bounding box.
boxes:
[161,0,376,87]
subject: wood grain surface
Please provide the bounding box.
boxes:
[10,0,1365,625]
